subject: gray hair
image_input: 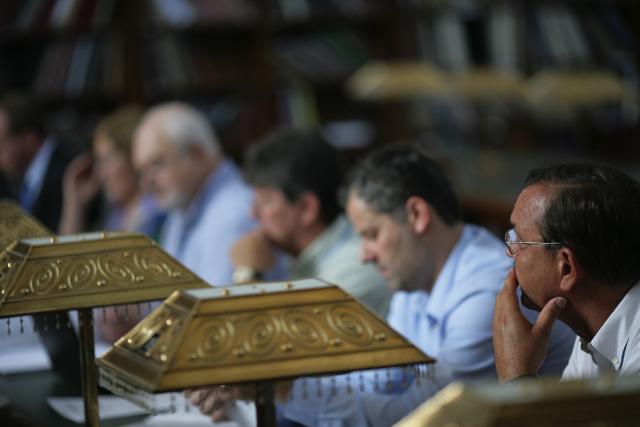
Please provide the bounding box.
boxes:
[144,102,220,156]
[346,144,461,225]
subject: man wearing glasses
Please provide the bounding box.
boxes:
[493,163,640,381]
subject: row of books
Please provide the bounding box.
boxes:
[275,30,370,83]
[416,2,637,77]
[149,0,258,28]
[144,36,254,95]
[273,0,379,22]
[148,0,380,28]
[143,29,371,93]
[32,33,124,98]
[0,0,115,32]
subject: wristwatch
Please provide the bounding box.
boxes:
[232,265,263,284]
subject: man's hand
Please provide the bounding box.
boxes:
[96,305,142,343]
[185,382,294,422]
[492,269,566,383]
[185,386,247,422]
[231,230,277,273]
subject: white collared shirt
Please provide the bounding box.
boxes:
[562,283,640,379]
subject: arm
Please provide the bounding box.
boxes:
[231,229,278,282]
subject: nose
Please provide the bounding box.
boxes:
[360,242,376,264]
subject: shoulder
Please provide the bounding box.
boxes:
[452,225,512,291]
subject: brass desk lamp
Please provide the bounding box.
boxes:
[395,375,640,427]
[0,229,209,427]
[98,278,435,427]
[0,200,52,247]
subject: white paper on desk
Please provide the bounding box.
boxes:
[121,412,237,427]
[0,341,51,373]
[120,398,256,427]
[47,395,148,423]
[0,313,111,374]
[47,393,256,427]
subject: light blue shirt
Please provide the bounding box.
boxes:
[160,159,255,286]
[281,224,575,426]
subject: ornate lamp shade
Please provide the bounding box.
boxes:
[347,61,450,100]
[98,279,433,410]
[394,375,640,427]
[0,200,52,249]
[451,68,524,101]
[0,232,209,317]
[526,70,628,108]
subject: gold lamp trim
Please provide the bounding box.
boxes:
[0,232,209,317]
[98,279,434,392]
[0,200,52,249]
[526,69,627,107]
[394,375,640,427]
[347,61,450,100]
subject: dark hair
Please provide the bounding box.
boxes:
[243,128,344,224]
[0,93,45,136]
[526,163,640,287]
[346,144,461,225]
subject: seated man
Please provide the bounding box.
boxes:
[229,128,391,316]
[190,145,575,426]
[493,163,640,381]
[133,102,255,286]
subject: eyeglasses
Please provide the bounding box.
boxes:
[504,228,561,256]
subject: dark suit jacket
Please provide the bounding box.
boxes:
[2,139,78,232]
[30,139,78,232]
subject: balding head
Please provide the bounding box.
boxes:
[136,102,220,156]
[133,102,221,211]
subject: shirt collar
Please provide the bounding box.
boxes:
[23,137,56,196]
[290,215,350,276]
[585,283,640,371]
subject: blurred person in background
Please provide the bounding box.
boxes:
[133,101,255,286]
[229,128,391,316]
[0,92,77,230]
[59,105,165,239]
[187,128,391,426]
[59,105,167,343]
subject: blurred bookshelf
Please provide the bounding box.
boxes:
[1,0,639,230]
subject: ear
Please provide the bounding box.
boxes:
[557,246,580,293]
[405,196,431,234]
[297,191,321,227]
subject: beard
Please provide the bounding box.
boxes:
[156,189,188,211]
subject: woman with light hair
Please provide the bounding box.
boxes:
[59,105,165,238]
